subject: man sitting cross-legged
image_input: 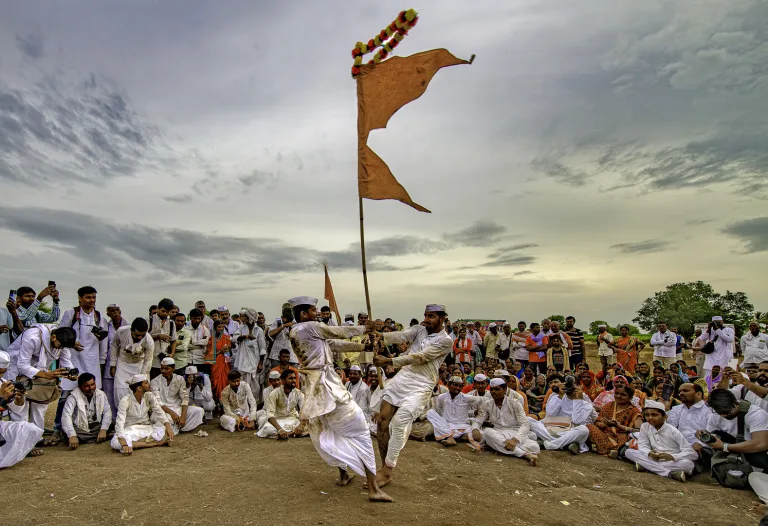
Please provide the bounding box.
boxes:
[150,357,204,434]
[220,370,258,432]
[256,369,308,439]
[426,376,484,447]
[62,373,112,449]
[471,378,540,465]
[111,374,174,455]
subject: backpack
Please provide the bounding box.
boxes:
[149,314,176,339]
[711,395,753,490]
[69,306,102,328]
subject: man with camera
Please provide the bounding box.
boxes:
[0,375,45,467]
[650,321,678,370]
[6,324,78,433]
[1,297,23,353]
[185,365,215,421]
[536,374,597,454]
[149,298,177,379]
[150,357,204,434]
[61,372,112,449]
[699,316,735,377]
[267,303,299,370]
[15,283,61,327]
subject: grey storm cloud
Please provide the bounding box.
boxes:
[488,244,539,259]
[15,30,45,59]
[610,239,670,254]
[722,217,768,253]
[530,157,589,187]
[444,221,508,247]
[483,255,537,268]
[0,74,161,184]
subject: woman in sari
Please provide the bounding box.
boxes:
[520,367,536,391]
[511,360,523,378]
[206,319,232,401]
[609,325,644,375]
[579,369,604,401]
[593,375,643,410]
[587,385,643,456]
[506,375,530,414]
[526,374,548,414]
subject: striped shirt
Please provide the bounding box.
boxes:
[17,299,60,327]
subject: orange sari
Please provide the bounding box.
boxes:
[615,336,640,375]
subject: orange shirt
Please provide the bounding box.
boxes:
[526,334,549,363]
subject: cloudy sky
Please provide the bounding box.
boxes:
[2,0,766,328]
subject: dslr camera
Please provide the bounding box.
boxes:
[62,368,80,377]
[90,324,109,341]
[13,377,33,392]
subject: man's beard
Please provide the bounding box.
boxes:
[757,375,768,387]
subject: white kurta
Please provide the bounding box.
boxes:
[539,394,596,453]
[472,397,540,457]
[700,326,735,371]
[0,420,43,468]
[110,392,169,449]
[220,383,258,432]
[187,324,211,365]
[149,314,176,369]
[346,380,371,417]
[110,326,154,405]
[150,373,203,433]
[256,386,305,438]
[289,321,376,477]
[59,308,108,390]
[624,422,697,477]
[741,331,768,365]
[61,387,111,438]
[426,392,483,440]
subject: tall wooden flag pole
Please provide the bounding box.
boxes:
[352,9,472,318]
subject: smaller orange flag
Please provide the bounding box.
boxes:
[323,263,342,325]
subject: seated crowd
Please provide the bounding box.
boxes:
[1,283,768,510]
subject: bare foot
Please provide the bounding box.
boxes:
[524,453,538,467]
[337,472,356,486]
[375,473,393,488]
[442,437,457,447]
[368,488,394,502]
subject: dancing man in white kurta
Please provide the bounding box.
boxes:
[472,378,540,465]
[150,357,204,434]
[287,296,391,502]
[426,376,484,446]
[373,304,454,488]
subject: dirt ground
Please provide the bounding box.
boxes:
[2,346,759,526]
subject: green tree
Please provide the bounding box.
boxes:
[38,302,52,314]
[589,320,609,335]
[547,314,566,325]
[633,281,754,338]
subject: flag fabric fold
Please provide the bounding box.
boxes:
[357,48,470,213]
[323,263,342,325]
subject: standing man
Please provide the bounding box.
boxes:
[186,308,211,375]
[670,327,686,362]
[56,286,109,440]
[193,301,214,332]
[741,321,768,366]
[149,298,177,379]
[267,304,299,370]
[288,296,391,502]
[700,316,734,376]
[512,321,529,371]
[690,328,706,376]
[564,316,585,370]
[651,322,678,369]
[373,304,453,489]
[596,324,614,369]
[15,284,61,327]
[110,318,154,407]
[235,309,266,401]
[346,365,371,419]
[104,304,127,417]
[525,323,548,375]
[319,306,337,326]
[483,323,500,361]
[171,312,191,373]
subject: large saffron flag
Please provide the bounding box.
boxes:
[357,49,470,213]
[323,263,342,325]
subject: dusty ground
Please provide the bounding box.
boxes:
[2,419,760,526]
[3,346,758,526]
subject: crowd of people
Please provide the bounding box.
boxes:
[1,283,768,508]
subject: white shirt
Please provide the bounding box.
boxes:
[188,373,213,405]
[741,332,768,365]
[346,379,371,415]
[650,331,677,358]
[636,422,698,461]
[104,317,128,377]
[701,325,735,370]
[234,324,266,374]
[707,404,768,441]
[432,392,483,425]
[8,325,73,380]
[109,326,155,388]
[729,384,768,411]
[511,332,529,361]
[667,401,711,445]
[149,314,176,368]
[265,387,304,420]
[545,394,597,425]
[115,392,169,437]
[268,321,299,363]
[221,383,257,420]
[472,396,530,440]
[150,373,189,407]
[187,324,211,365]
[62,388,111,438]
[59,308,109,390]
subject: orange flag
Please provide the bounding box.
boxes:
[357,48,470,213]
[323,263,342,325]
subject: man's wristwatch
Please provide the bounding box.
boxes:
[722,443,729,453]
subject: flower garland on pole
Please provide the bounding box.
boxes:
[351,9,419,77]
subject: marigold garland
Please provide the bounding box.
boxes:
[351,9,419,77]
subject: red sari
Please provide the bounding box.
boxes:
[587,401,641,455]
[207,332,231,400]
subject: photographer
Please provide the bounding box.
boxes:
[6,325,78,435]
[700,315,735,378]
[185,365,215,421]
[533,374,597,455]
[1,298,23,352]
[15,284,61,327]
[650,321,677,369]
[0,379,45,468]
[267,303,299,369]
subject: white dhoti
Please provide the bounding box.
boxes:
[624,448,695,477]
[749,472,768,504]
[165,405,204,433]
[0,420,44,468]
[381,378,432,468]
[220,409,252,433]
[542,425,590,453]
[241,371,261,404]
[308,398,376,477]
[482,428,540,458]
[256,416,304,438]
[426,409,471,440]
[110,423,166,450]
